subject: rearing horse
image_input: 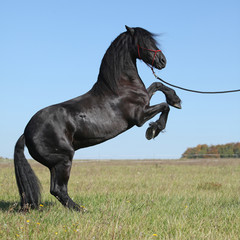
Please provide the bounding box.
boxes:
[14,26,181,211]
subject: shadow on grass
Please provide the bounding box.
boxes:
[0,201,18,212]
[0,200,55,213]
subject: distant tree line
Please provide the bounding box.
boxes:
[182,143,240,158]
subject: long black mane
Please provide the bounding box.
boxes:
[96,28,158,93]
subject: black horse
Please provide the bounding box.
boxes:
[14,26,181,211]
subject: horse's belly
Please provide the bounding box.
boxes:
[72,114,130,150]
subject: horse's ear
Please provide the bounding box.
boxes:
[125,25,134,36]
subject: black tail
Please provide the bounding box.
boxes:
[14,134,41,210]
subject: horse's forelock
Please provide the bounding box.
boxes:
[134,28,159,48]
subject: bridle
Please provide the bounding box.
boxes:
[137,44,162,68]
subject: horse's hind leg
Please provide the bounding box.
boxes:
[49,154,82,211]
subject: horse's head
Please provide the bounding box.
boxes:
[125,26,166,70]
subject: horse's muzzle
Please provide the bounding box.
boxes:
[158,53,167,69]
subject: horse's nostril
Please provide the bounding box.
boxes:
[161,56,166,65]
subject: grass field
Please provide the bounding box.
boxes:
[1,158,240,240]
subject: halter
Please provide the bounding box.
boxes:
[137,44,162,68]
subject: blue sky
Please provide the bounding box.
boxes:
[1,0,239,159]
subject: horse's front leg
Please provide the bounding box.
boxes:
[147,82,182,109]
[136,103,170,140]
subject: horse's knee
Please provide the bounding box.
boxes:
[162,103,170,112]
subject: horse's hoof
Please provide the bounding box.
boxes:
[145,126,155,140]
[71,204,88,213]
[145,122,159,140]
[173,102,182,109]
[80,205,88,213]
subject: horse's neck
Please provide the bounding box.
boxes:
[95,52,139,93]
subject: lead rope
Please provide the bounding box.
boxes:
[150,67,240,94]
[138,44,240,94]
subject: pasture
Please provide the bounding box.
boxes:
[0,158,240,239]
